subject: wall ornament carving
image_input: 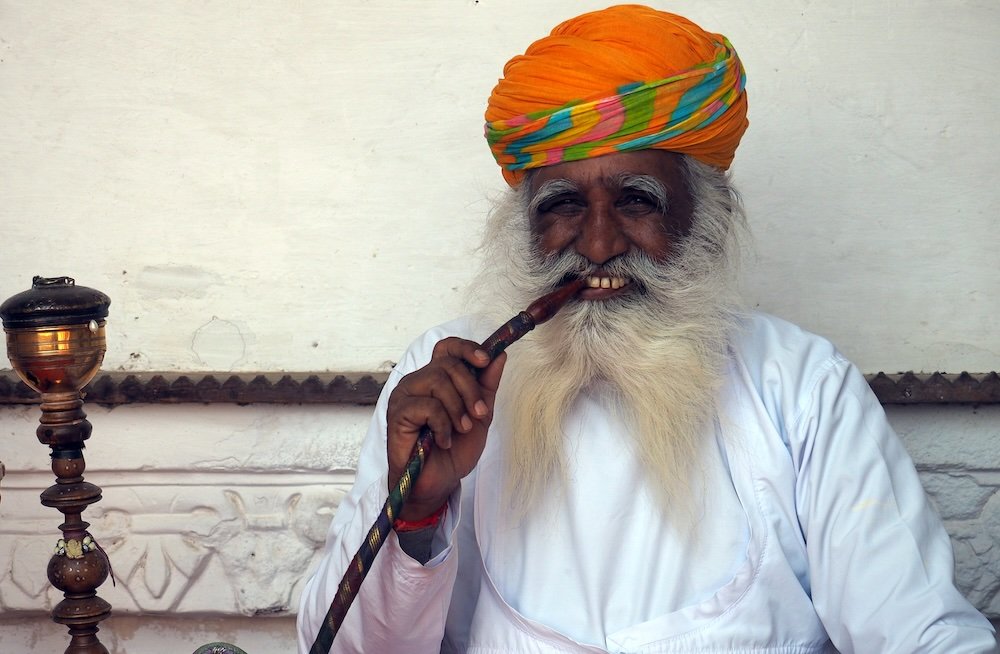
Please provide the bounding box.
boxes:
[1,370,997,406]
[0,470,355,616]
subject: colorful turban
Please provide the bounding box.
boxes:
[485,5,749,186]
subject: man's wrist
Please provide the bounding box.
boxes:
[393,501,447,532]
[394,502,448,564]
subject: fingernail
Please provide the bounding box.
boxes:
[474,400,488,417]
[474,349,489,361]
[461,415,473,432]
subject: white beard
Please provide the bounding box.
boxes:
[468,157,749,524]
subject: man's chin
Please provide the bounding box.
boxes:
[569,288,654,319]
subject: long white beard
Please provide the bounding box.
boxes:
[468,158,748,523]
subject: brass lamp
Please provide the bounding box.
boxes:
[1,276,112,654]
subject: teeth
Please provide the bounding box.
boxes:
[586,276,628,290]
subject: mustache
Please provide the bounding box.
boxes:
[528,249,672,296]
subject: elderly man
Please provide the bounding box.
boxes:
[298,6,996,653]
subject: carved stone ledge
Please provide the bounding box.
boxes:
[868,372,1000,405]
[0,371,389,406]
[0,370,998,406]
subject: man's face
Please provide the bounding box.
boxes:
[526,150,695,300]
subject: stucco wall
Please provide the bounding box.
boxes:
[1,1,998,652]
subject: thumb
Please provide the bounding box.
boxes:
[478,351,507,395]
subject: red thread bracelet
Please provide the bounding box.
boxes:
[393,502,447,532]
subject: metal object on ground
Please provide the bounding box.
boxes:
[193,643,249,654]
[1,276,113,654]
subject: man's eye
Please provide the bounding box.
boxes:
[538,197,584,215]
[617,193,660,214]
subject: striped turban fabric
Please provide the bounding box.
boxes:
[485,4,749,186]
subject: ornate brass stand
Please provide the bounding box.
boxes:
[1,276,112,654]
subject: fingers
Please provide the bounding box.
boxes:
[385,338,507,497]
[477,351,507,395]
[408,338,495,434]
[386,397,454,474]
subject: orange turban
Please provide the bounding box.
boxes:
[485,5,749,186]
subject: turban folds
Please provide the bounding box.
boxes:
[485,5,748,186]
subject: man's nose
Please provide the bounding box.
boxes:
[575,204,628,264]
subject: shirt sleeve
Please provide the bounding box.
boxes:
[791,355,998,653]
[295,332,465,654]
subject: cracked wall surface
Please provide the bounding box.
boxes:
[887,405,1000,620]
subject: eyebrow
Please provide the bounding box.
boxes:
[528,173,671,216]
[528,179,579,215]
[613,173,670,214]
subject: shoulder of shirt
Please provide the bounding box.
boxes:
[391,315,496,377]
[730,311,860,435]
[406,315,495,350]
[731,310,849,375]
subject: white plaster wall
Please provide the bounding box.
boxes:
[1,1,998,652]
[0,0,997,373]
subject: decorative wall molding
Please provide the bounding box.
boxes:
[3,468,997,618]
[868,371,1000,405]
[1,370,999,406]
[0,371,389,406]
[0,469,355,616]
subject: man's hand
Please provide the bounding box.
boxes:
[386,337,506,522]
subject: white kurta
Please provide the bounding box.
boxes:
[297,312,997,653]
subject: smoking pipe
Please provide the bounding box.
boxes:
[310,277,586,653]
